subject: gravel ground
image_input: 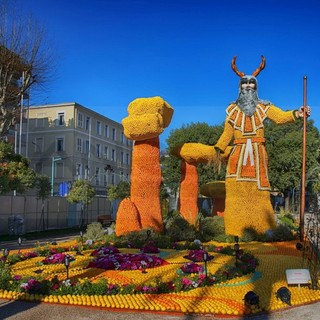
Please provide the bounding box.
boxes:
[1,299,320,320]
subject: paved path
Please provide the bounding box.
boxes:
[1,299,320,320]
[0,232,80,251]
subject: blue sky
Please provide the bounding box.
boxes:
[19,0,320,149]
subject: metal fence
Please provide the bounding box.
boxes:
[0,195,112,235]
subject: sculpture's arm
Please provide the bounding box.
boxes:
[172,143,217,164]
[267,104,311,125]
[215,120,234,153]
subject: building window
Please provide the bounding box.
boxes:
[95,168,100,186]
[111,149,116,161]
[96,143,101,158]
[126,153,130,165]
[56,138,64,152]
[96,121,101,135]
[34,137,43,152]
[112,128,116,141]
[121,132,125,144]
[85,165,90,179]
[35,113,45,128]
[111,172,115,185]
[103,173,107,186]
[77,112,83,127]
[104,146,108,159]
[76,163,82,179]
[85,117,91,130]
[56,162,64,178]
[120,151,124,164]
[35,162,43,174]
[77,138,83,152]
[85,140,90,155]
[57,112,65,126]
[105,125,109,138]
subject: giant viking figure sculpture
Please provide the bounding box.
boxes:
[177,56,310,236]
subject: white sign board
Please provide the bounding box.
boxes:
[286,269,311,285]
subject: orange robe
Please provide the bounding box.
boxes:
[215,103,297,236]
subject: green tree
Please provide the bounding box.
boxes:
[67,179,96,228]
[106,181,130,201]
[0,140,37,194]
[35,174,51,231]
[265,119,320,210]
[162,122,225,194]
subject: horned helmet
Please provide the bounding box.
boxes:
[231,55,266,90]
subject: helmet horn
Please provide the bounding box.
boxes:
[231,56,245,77]
[252,55,266,77]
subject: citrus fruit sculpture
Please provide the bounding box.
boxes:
[115,96,173,236]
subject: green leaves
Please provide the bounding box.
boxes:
[66,179,96,205]
[0,140,37,194]
[265,119,320,194]
[106,181,130,202]
[162,122,226,194]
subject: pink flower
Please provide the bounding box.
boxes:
[183,250,213,262]
[43,253,74,265]
[180,262,204,274]
[88,253,168,270]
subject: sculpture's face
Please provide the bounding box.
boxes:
[240,76,257,91]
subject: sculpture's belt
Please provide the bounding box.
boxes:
[233,137,266,144]
[233,138,265,166]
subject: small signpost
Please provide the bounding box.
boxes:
[286,269,311,288]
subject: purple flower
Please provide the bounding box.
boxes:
[91,246,120,256]
[43,253,74,265]
[88,253,168,270]
[183,250,213,262]
[13,275,22,281]
[180,262,204,274]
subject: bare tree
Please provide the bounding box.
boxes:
[0,0,54,137]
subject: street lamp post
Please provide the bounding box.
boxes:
[51,157,62,196]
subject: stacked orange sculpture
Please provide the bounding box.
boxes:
[115,97,173,236]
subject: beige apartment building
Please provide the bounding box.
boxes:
[27,102,132,196]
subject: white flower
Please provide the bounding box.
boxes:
[62,279,72,287]
[20,283,28,289]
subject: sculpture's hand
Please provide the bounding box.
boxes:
[171,143,216,164]
[296,106,311,118]
[122,97,174,141]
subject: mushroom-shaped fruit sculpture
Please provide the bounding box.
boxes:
[173,143,217,226]
[115,96,173,236]
[200,181,226,216]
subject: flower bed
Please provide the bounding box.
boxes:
[0,240,319,316]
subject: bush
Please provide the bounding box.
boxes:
[164,214,196,242]
[151,233,172,249]
[84,222,105,242]
[277,212,299,231]
[122,229,153,248]
[241,228,260,242]
[199,216,225,242]
[270,225,296,241]
[0,264,11,290]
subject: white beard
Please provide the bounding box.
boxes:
[236,89,259,116]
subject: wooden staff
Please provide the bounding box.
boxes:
[300,76,307,241]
